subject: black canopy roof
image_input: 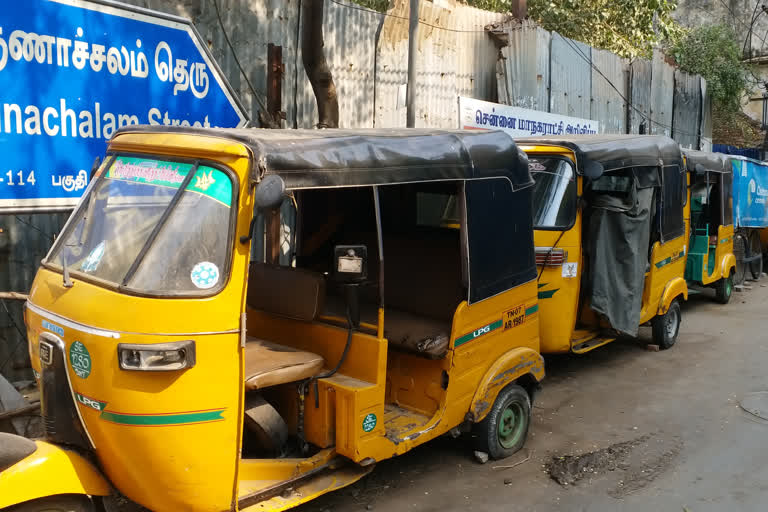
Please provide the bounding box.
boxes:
[681,148,731,174]
[516,134,683,176]
[115,126,533,191]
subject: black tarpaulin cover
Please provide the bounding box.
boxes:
[587,171,656,336]
[114,126,534,191]
[682,148,731,174]
[517,134,682,175]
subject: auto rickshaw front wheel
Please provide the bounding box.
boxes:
[6,495,95,512]
[651,299,681,350]
[474,384,531,460]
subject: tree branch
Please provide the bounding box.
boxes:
[301,0,339,128]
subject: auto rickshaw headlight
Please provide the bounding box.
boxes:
[117,340,196,371]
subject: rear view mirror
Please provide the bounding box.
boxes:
[694,163,706,174]
[254,174,286,210]
[584,160,604,179]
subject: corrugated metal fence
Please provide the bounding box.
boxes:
[493,21,712,147]
[123,0,503,129]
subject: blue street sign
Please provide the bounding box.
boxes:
[0,0,248,212]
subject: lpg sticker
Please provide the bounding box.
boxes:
[81,241,105,273]
[562,262,578,278]
[190,261,220,289]
[362,413,377,432]
[75,392,107,412]
[69,341,92,379]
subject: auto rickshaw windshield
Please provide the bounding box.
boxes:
[529,156,576,229]
[46,154,235,295]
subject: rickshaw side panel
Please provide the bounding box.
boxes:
[351,280,540,463]
[450,280,541,424]
[527,148,582,354]
[640,237,688,323]
[534,226,582,354]
[25,277,243,512]
[0,441,111,509]
[717,224,736,280]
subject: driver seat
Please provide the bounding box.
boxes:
[244,338,324,390]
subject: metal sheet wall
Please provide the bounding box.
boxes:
[374,0,503,128]
[649,49,674,137]
[629,58,652,134]
[549,33,591,119]
[672,69,701,149]
[496,20,550,110]
[591,49,627,134]
[121,0,301,128]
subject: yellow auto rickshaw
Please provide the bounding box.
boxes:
[516,135,688,352]
[1,127,545,512]
[681,149,737,303]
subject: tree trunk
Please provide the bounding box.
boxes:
[301,0,339,128]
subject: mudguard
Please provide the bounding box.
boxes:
[658,277,688,315]
[721,253,737,279]
[468,347,544,423]
[0,439,111,509]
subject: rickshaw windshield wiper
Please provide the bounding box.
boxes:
[61,254,74,288]
[120,161,200,287]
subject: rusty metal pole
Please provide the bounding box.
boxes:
[406,0,419,128]
[266,43,285,128]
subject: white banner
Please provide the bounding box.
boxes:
[458,97,598,137]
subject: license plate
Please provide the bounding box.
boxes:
[39,340,53,365]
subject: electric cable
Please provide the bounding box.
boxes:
[14,216,54,243]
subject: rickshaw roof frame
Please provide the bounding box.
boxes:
[114,126,534,192]
[681,148,732,175]
[516,134,683,177]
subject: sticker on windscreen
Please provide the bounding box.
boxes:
[191,262,220,289]
[81,241,105,273]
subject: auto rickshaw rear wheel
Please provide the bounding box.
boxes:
[715,272,734,304]
[733,233,748,285]
[474,383,531,460]
[6,495,95,512]
[651,299,681,350]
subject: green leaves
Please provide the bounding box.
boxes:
[670,24,750,112]
[500,0,681,59]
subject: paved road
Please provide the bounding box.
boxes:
[298,283,768,512]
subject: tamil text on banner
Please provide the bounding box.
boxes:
[459,97,598,138]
